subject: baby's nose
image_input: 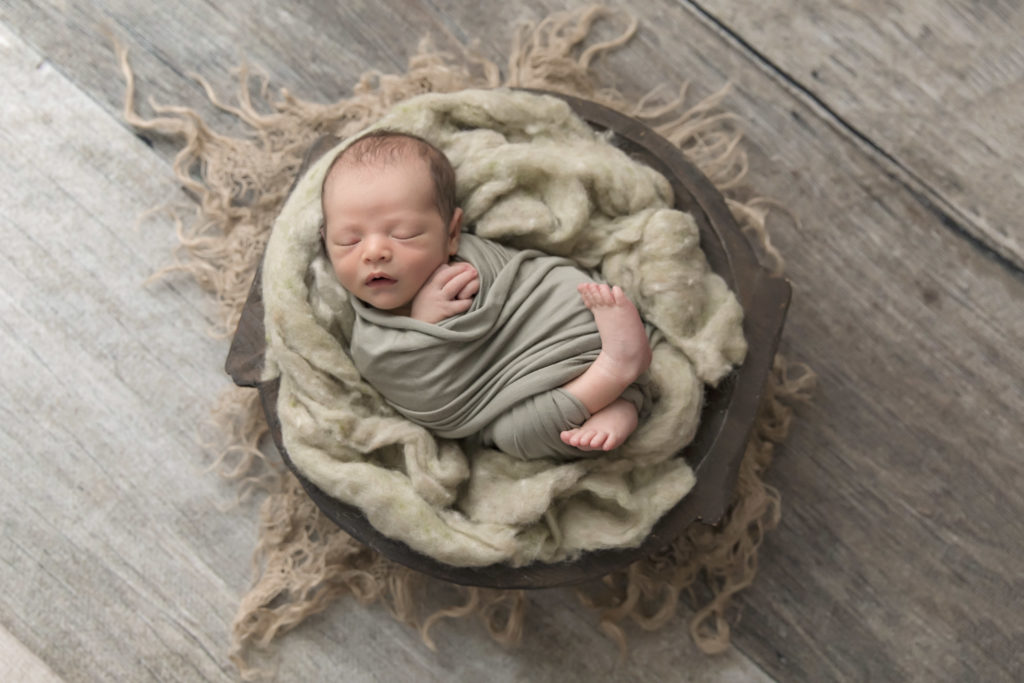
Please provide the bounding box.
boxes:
[362,236,391,261]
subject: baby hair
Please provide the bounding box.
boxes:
[322,130,457,225]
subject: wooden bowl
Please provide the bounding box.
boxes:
[225,90,791,589]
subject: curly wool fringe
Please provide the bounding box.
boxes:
[201,386,279,502]
[576,355,816,658]
[121,5,815,677]
[229,473,527,678]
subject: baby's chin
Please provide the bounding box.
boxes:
[355,295,412,317]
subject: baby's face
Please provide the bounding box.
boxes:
[322,157,461,315]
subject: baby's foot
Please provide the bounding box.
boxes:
[579,283,652,384]
[560,398,639,452]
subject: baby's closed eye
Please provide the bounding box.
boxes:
[392,230,424,240]
[329,230,361,246]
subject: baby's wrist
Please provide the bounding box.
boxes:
[410,299,444,324]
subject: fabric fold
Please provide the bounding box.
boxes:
[349,233,647,456]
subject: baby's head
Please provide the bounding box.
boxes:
[321,131,463,315]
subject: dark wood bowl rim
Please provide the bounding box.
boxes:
[225,89,792,589]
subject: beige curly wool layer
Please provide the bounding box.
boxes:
[119,5,814,677]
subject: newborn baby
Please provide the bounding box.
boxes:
[321,130,653,458]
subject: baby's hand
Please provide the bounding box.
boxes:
[409,262,480,324]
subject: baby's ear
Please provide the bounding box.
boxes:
[447,207,464,255]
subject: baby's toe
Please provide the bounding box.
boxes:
[600,433,623,451]
[590,432,612,450]
[578,430,596,448]
[592,284,617,307]
[577,282,595,305]
[566,429,587,449]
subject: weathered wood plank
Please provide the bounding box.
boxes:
[0,15,775,683]
[693,0,1024,272]
[0,0,453,161]
[0,624,63,683]
[0,22,245,683]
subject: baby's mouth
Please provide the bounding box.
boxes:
[365,273,396,287]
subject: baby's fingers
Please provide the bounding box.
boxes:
[427,261,468,287]
[444,297,474,315]
[442,267,479,299]
[455,274,480,300]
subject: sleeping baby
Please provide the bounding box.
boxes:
[320,130,655,459]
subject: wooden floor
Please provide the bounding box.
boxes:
[2,1,1022,681]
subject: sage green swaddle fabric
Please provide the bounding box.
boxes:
[262,89,747,567]
[349,232,653,460]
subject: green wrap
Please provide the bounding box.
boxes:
[349,233,653,459]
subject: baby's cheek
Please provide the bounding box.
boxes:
[333,261,356,289]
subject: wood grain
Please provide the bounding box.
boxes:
[0,624,63,683]
[693,0,1024,272]
[0,22,246,682]
[0,0,450,161]
[1,0,1022,681]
